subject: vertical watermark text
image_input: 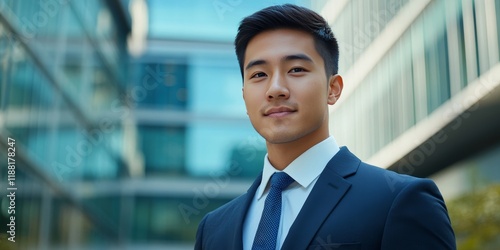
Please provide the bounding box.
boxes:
[6,137,17,243]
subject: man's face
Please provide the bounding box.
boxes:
[242,29,342,144]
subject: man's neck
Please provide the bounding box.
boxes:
[266,132,329,170]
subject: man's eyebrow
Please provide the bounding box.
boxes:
[244,54,314,71]
[245,59,266,71]
[283,53,313,63]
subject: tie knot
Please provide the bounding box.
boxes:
[269,172,294,191]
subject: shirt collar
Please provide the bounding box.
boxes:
[256,136,340,200]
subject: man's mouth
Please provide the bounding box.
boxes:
[264,106,296,117]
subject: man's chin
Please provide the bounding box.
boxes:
[263,134,300,145]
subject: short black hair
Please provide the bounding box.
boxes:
[235,4,339,78]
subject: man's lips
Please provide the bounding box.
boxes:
[264,106,296,117]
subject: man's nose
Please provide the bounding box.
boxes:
[266,74,290,100]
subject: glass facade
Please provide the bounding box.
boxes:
[330,0,500,159]
[328,0,500,248]
[0,0,133,249]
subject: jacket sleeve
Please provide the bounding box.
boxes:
[194,214,207,250]
[381,178,456,249]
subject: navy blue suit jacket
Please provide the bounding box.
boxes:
[195,147,456,249]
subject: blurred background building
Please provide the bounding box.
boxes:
[0,0,499,249]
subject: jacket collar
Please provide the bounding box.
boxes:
[282,146,360,249]
[228,146,360,250]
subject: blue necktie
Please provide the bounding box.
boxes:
[252,172,295,250]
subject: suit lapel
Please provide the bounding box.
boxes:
[281,147,360,249]
[227,173,262,250]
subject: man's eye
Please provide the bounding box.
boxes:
[251,72,267,78]
[289,68,305,73]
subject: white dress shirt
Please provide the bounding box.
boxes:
[243,136,340,250]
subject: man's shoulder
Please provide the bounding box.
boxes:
[334,147,421,183]
[358,161,416,181]
[352,159,436,195]
[195,188,254,249]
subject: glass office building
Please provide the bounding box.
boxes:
[329,0,500,180]
[327,0,500,200]
[0,0,499,249]
[0,0,135,249]
[327,0,500,248]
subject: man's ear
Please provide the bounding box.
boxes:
[327,74,343,105]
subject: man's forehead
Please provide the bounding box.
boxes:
[248,28,313,43]
[244,29,315,59]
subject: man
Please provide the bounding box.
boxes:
[195,4,455,250]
